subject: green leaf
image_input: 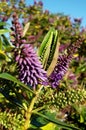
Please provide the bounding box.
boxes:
[42,31,53,69]
[45,30,58,70]
[29,124,39,129]
[2,35,11,46]
[22,22,30,37]
[38,28,60,70]
[0,22,7,27]
[47,37,60,76]
[44,30,58,70]
[0,37,2,50]
[80,106,86,121]
[79,115,84,123]
[38,29,52,56]
[38,29,60,72]
[0,73,35,94]
[41,123,56,130]
[0,29,10,34]
[33,111,80,130]
[0,87,24,109]
[5,46,14,52]
[31,114,49,128]
[0,50,6,60]
[0,22,9,31]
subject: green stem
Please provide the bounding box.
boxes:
[32,105,46,113]
[22,85,44,130]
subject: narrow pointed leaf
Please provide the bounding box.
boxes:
[46,30,58,69]
[0,29,10,34]
[22,22,30,37]
[47,37,60,76]
[0,37,2,50]
[42,31,53,69]
[33,111,80,130]
[0,87,24,108]
[38,29,53,56]
[2,35,11,46]
[53,30,58,44]
[0,73,35,94]
[38,29,59,71]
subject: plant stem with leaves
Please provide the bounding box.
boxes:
[22,85,44,130]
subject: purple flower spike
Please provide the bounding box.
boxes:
[15,44,48,88]
[49,38,83,88]
[49,54,71,88]
[11,13,48,89]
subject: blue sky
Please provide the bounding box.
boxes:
[26,0,86,27]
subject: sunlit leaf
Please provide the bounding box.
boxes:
[0,29,10,34]
[38,29,52,56]
[80,115,84,123]
[41,123,56,130]
[22,22,30,37]
[47,37,60,76]
[0,50,6,60]
[0,22,7,26]
[38,28,59,70]
[42,31,53,69]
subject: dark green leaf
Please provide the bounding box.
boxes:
[0,73,35,94]
[0,87,24,108]
[2,35,11,46]
[33,111,80,130]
